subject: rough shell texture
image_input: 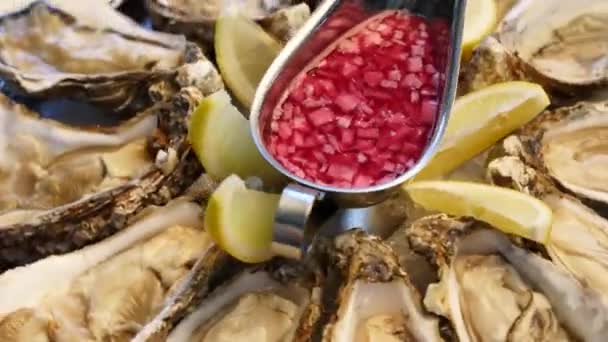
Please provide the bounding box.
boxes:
[144,0,297,47]
[0,0,188,110]
[489,101,608,206]
[0,200,224,341]
[0,44,223,271]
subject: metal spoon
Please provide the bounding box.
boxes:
[250,0,466,259]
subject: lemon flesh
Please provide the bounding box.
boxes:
[405,180,553,243]
[416,81,550,181]
[462,0,497,60]
[205,175,279,263]
[215,13,282,109]
[188,90,285,187]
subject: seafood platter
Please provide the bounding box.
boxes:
[0,0,607,341]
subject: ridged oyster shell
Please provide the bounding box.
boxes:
[0,198,220,341]
[406,215,608,341]
[492,100,608,205]
[144,0,307,45]
[0,0,188,110]
[488,133,608,304]
[138,260,321,342]
[0,45,222,271]
[314,230,443,342]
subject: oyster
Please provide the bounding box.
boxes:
[0,198,220,341]
[0,0,188,110]
[498,0,608,92]
[493,101,608,205]
[144,0,305,46]
[315,230,444,342]
[134,260,321,342]
[406,215,608,341]
[488,143,608,302]
[0,60,218,270]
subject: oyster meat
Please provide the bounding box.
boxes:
[137,260,321,342]
[144,0,304,45]
[494,101,608,205]
[315,230,443,342]
[498,0,608,91]
[0,66,215,270]
[460,0,608,96]
[406,215,608,342]
[0,0,188,110]
[488,142,608,303]
[0,199,215,341]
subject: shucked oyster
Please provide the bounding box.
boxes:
[0,0,187,110]
[144,0,308,45]
[138,260,321,342]
[406,215,608,342]
[460,0,608,96]
[488,139,608,303]
[498,0,608,92]
[493,101,608,205]
[314,230,443,342]
[0,198,219,341]
[0,58,220,270]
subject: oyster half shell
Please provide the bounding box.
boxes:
[407,215,608,342]
[0,50,221,270]
[315,230,444,342]
[0,0,187,110]
[144,0,305,45]
[488,140,608,304]
[496,101,608,205]
[144,260,321,342]
[0,198,217,341]
[498,0,608,91]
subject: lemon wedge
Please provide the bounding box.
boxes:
[215,12,282,109]
[404,180,553,243]
[415,81,550,181]
[205,175,279,263]
[462,0,497,60]
[188,90,285,187]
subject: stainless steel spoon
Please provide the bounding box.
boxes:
[249,0,466,259]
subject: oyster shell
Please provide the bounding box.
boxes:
[498,0,608,92]
[493,101,608,205]
[314,230,444,342]
[0,0,188,110]
[0,198,220,341]
[144,0,303,46]
[488,143,608,303]
[407,215,608,342]
[143,260,321,342]
[0,55,220,270]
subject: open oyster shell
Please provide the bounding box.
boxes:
[0,197,224,341]
[488,137,608,304]
[498,0,608,92]
[406,215,608,342]
[144,0,307,46]
[0,48,223,270]
[137,260,321,342]
[492,101,608,206]
[313,230,444,342]
[460,0,608,96]
[0,0,189,110]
